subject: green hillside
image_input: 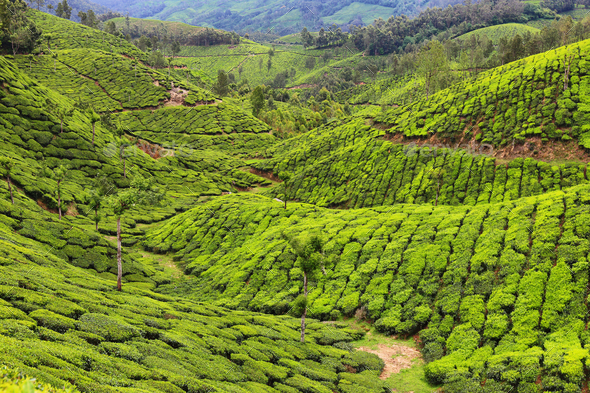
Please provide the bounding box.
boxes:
[376,39,590,149]
[0,193,387,393]
[456,23,541,44]
[90,0,461,35]
[32,11,148,61]
[252,118,589,208]
[6,3,590,393]
[145,186,590,390]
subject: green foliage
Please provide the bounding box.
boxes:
[376,39,590,150]
[0,365,79,392]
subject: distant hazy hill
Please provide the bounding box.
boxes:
[39,0,112,22]
[89,0,464,35]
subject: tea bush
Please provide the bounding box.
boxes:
[0,201,387,392]
[145,185,590,390]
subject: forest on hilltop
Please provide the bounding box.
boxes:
[2,0,590,392]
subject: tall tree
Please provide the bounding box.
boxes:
[300,27,314,49]
[171,40,181,58]
[86,174,114,231]
[283,233,324,343]
[0,157,15,204]
[166,57,172,76]
[250,85,265,117]
[55,0,72,19]
[214,70,229,96]
[43,165,68,220]
[417,40,449,100]
[108,175,163,291]
[88,109,100,146]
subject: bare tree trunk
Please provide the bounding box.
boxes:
[117,217,122,291]
[7,176,13,204]
[284,200,286,209]
[435,183,439,206]
[301,272,308,343]
[57,181,62,220]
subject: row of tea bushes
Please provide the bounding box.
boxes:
[0,55,267,223]
[0,365,79,393]
[0,188,167,289]
[56,49,172,109]
[375,40,590,149]
[30,10,148,62]
[114,104,276,156]
[145,186,590,390]
[12,54,119,113]
[256,118,589,208]
[0,198,387,393]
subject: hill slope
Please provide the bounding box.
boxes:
[0,194,387,393]
[146,186,590,391]
[90,0,463,34]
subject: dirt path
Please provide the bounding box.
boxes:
[357,341,422,380]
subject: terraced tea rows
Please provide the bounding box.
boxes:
[146,185,590,390]
[114,104,275,156]
[30,11,148,61]
[255,119,590,208]
[0,194,387,393]
[0,54,267,231]
[376,40,590,149]
[14,49,216,112]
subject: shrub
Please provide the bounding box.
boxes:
[29,309,75,333]
[77,313,141,342]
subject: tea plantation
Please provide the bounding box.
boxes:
[253,118,589,208]
[0,191,387,393]
[5,4,590,393]
[375,40,590,149]
[30,11,148,62]
[146,186,590,391]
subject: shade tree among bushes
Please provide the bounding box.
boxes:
[108,175,163,291]
[283,232,325,342]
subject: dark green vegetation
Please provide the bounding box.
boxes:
[6,1,590,392]
[90,0,464,35]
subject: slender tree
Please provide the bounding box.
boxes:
[0,157,15,204]
[417,40,448,100]
[278,171,292,209]
[283,233,324,343]
[43,165,68,220]
[166,57,172,76]
[27,53,33,71]
[86,174,114,231]
[88,109,100,146]
[250,85,265,117]
[108,175,163,291]
[56,106,73,133]
[51,52,58,72]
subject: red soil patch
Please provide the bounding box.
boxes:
[357,342,422,380]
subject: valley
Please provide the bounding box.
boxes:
[1,0,590,392]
